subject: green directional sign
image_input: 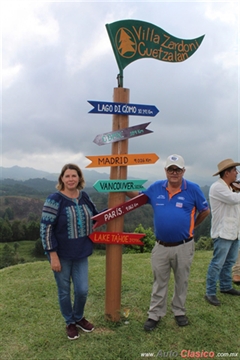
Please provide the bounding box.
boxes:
[93,179,147,192]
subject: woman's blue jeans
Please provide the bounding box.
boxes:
[52,257,89,325]
[206,238,239,295]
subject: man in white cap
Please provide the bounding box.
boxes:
[205,159,240,306]
[126,154,210,329]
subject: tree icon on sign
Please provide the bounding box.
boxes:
[117,28,136,58]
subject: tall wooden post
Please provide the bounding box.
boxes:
[105,87,129,321]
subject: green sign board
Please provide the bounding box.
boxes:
[106,19,204,73]
[93,179,147,192]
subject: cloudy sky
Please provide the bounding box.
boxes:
[1,1,239,185]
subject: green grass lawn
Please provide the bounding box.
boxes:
[0,240,46,264]
[0,251,240,360]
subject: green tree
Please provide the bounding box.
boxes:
[0,242,24,269]
[4,207,14,220]
[32,238,45,257]
[28,212,40,222]
[11,220,25,241]
[0,244,14,268]
[124,224,155,254]
[0,219,13,242]
[26,220,40,240]
[21,221,28,240]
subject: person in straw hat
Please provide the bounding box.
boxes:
[205,159,240,306]
[231,180,240,285]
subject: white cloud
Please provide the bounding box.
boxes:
[2,2,59,65]
[1,150,88,173]
[2,63,23,88]
[1,1,239,185]
[204,2,238,24]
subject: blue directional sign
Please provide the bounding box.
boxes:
[88,100,159,117]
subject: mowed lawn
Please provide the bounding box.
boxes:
[0,251,239,360]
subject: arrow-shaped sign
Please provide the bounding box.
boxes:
[89,231,145,245]
[93,179,147,192]
[93,122,152,146]
[92,193,148,229]
[86,153,159,168]
[88,101,159,117]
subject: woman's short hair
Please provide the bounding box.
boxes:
[56,164,85,191]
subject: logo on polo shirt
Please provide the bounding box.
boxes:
[176,202,183,208]
[178,196,185,200]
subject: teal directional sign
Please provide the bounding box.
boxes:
[93,179,147,192]
[88,100,159,117]
[93,122,152,146]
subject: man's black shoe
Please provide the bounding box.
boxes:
[205,295,221,306]
[175,315,189,327]
[144,318,159,331]
[220,288,240,295]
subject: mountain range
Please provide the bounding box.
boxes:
[0,165,212,188]
[0,166,110,186]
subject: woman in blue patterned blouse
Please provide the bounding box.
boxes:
[40,163,99,340]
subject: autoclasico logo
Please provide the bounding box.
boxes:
[153,349,215,358]
[141,350,238,358]
[181,350,215,358]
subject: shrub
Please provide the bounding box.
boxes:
[124,224,155,254]
[0,243,25,269]
[195,236,213,250]
[32,238,45,257]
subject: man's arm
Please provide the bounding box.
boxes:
[125,191,139,198]
[194,208,210,228]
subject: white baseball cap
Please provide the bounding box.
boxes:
[165,154,185,169]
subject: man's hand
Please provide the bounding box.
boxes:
[195,208,210,228]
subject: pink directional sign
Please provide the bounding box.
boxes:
[92,193,148,229]
[93,122,152,146]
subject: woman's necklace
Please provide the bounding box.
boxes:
[61,189,79,199]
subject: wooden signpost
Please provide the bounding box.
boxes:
[87,93,158,322]
[86,19,204,322]
[93,179,147,192]
[86,153,159,168]
[89,231,145,245]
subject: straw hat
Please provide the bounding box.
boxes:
[213,158,240,176]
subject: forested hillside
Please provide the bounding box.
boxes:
[0,178,211,243]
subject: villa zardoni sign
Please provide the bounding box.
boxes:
[106,19,205,72]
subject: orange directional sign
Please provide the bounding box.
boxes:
[89,231,145,245]
[86,153,159,168]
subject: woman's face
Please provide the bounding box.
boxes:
[61,169,79,191]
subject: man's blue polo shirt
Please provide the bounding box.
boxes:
[141,179,209,243]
